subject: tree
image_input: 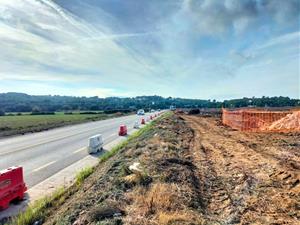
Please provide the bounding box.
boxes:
[0,109,5,116]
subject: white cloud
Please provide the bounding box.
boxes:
[75,88,130,98]
[182,0,300,36]
[0,0,299,99]
[0,0,161,91]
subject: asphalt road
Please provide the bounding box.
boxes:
[0,114,150,188]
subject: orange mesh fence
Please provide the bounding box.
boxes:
[222,108,295,132]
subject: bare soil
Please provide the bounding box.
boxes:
[42,114,299,225]
[183,115,300,224]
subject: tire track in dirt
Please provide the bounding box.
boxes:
[183,115,300,224]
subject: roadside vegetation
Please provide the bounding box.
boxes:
[6,116,162,225]
[8,187,66,225]
[33,112,206,225]
[75,167,94,186]
[0,112,129,138]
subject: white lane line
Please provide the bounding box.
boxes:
[73,147,87,154]
[107,133,116,138]
[32,160,56,173]
[0,123,114,156]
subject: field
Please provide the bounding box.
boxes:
[0,112,126,138]
[8,112,300,224]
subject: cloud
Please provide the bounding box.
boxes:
[0,0,164,90]
[0,0,299,100]
[254,31,300,51]
[183,0,300,36]
[75,88,130,98]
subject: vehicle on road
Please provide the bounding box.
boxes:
[137,109,145,115]
[88,134,103,154]
[150,109,155,113]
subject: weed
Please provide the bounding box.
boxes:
[76,166,94,186]
[158,211,204,225]
[8,187,66,225]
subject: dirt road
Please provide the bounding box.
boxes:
[183,115,300,224]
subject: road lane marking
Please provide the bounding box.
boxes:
[32,160,56,172]
[0,122,123,156]
[108,133,116,138]
[73,147,86,154]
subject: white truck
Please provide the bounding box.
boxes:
[88,134,103,154]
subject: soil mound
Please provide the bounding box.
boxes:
[263,111,300,131]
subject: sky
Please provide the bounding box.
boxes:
[0,0,299,100]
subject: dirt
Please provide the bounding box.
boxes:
[41,114,299,225]
[183,115,300,224]
[262,111,300,131]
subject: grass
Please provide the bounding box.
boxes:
[75,166,94,186]
[99,119,156,163]
[9,165,96,225]
[125,182,204,224]
[0,112,126,137]
[7,114,167,225]
[8,187,66,225]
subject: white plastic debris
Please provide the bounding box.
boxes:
[129,162,142,173]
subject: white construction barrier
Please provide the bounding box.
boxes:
[88,134,103,154]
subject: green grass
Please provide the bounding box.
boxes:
[0,112,125,137]
[8,187,66,225]
[76,166,94,186]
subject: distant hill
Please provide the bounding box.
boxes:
[0,92,299,113]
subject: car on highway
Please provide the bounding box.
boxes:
[137,109,145,115]
[150,109,155,113]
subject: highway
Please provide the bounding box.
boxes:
[0,114,149,188]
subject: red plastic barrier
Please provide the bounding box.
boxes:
[118,125,127,136]
[150,115,153,120]
[0,166,27,210]
[141,118,145,124]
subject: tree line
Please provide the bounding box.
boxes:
[0,92,299,114]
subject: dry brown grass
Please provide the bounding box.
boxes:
[124,183,203,225]
[158,211,203,225]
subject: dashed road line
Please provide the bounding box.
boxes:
[73,147,87,154]
[32,160,56,172]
